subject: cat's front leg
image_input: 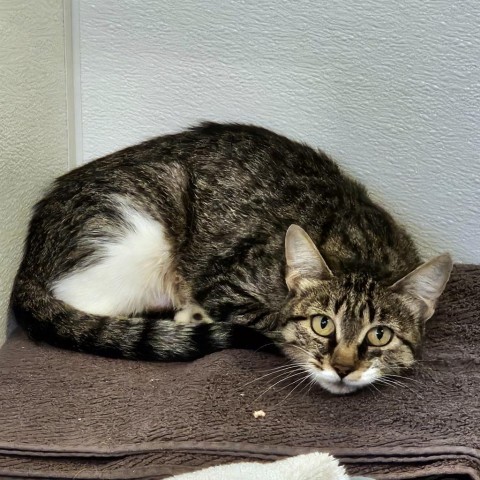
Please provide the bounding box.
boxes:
[173,304,214,325]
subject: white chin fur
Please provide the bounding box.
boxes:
[309,366,380,395]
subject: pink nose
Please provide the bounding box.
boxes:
[332,364,354,379]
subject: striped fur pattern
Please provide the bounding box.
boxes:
[11,123,452,394]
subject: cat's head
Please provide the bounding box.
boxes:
[279,225,452,395]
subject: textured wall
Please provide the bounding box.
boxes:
[0,0,70,345]
[78,0,480,262]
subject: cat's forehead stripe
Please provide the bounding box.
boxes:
[366,298,376,323]
[334,295,347,314]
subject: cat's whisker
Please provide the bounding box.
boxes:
[275,373,309,395]
[380,361,427,382]
[375,377,423,399]
[305,378,318,396]
[375,376,402,386]
[272,373,312,407]
[374,381,401,393]
[254,362,297,373]
[376,377,407,388]
[388,379,424,399]
[384,373,422,385]
[264,365,312,397]
[248,365,304,388]
[240,364,303,388]
[370,383,380,393]
[367,384,377,398]
[382,365,414,378]
[252,369,307,403]
[297,373,318,398]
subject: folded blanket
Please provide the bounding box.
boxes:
[166,452,356,480]
[0,265,478,479]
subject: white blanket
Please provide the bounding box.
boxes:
[168,452,373,480]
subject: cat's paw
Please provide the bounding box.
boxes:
[174,305,213,325]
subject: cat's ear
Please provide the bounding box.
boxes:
[389,253,453,322]
[285,224,333,291]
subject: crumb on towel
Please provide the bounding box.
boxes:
[253,410,266,418]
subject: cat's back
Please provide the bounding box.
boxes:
[184,122,344,180]
[57,122,344,184]
[27,122,418,281]
[41,121,352,222]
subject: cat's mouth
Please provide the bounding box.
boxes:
[318,378,358,395]
[308,363,379,395]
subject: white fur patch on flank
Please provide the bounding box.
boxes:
[52,197,177,316]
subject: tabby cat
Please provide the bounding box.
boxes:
[12,123,452,394]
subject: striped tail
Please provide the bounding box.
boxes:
[11,278,278,361]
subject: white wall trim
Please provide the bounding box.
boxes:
[64,0,83,168]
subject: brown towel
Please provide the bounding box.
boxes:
[0,265,478,479]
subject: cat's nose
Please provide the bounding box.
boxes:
[332,364,354,379]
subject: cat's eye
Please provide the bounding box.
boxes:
[366,326,393,347]
[311,315,335,337]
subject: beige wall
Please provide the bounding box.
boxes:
[0,0,72,346]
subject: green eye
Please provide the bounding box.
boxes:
[366,326,393,347]
[311,315,335,337]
